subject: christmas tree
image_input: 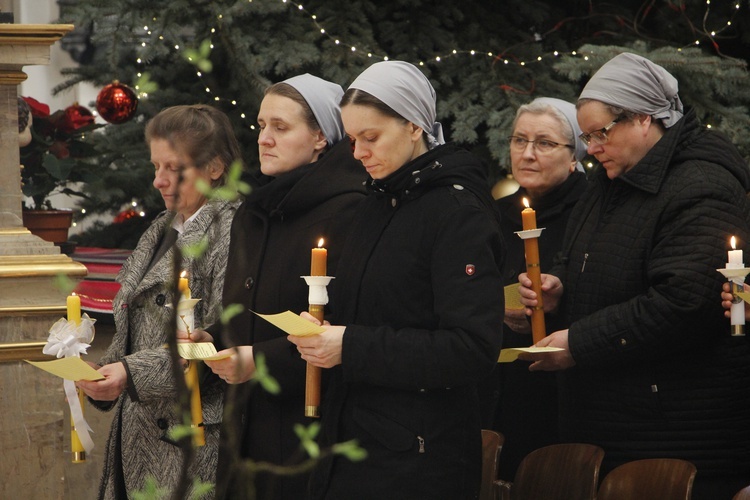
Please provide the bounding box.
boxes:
[56,0,749,248]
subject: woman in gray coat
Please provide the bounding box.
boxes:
[77,105,242,499]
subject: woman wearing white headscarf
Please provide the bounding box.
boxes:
[187,74,367,500]
[519,53,750,498]
[288,61,505,499]
[484,97,588,481]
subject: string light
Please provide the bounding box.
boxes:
[130,0,745,129]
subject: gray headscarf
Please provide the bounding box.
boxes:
[532,97,587,171]
[282,74,345,146]
[579,52,684,128]
[348,61,446,149]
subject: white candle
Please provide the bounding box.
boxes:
[727,236,744,269]
[727,237,746,328]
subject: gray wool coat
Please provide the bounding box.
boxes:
[91,197,240,499]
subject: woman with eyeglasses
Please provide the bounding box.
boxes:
[481,97,587,481]
[288,61,505,499]
[518,53,750,498]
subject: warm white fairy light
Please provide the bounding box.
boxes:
[129,0,745,130]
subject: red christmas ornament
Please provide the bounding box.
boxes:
[59,103,95,133]
[114,209,139,224]
[96,81,138,124]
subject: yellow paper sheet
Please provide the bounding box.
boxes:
[504,282,524,310]
[25,357,105,381]
[177,342,232,361]
[254,310,325,337]
[498,346,564,363]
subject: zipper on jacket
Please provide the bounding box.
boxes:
[417,436,425,453]
[581,252,589,272]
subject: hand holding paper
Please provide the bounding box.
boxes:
[255,310,325,337]
[498,346,563,363]
[523,329,576,372]
[178,342,232,361]
[76,362,128,402]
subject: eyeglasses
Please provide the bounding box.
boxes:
[579,117,624,147]
[507,136,574,154]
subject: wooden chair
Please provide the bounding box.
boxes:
[596,458,697,500]
[495,443,604,500]
[734,485,750,500]
[480,429,504,500]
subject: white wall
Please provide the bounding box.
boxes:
[16,0,108,233]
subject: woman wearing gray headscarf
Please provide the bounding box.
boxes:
[519,52,750,498]
[186,74,367,500]
[288,61,505,499]
[483,97,588,481]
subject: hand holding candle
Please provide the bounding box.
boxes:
[520,198,546,344]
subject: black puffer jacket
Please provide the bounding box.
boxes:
[309,144,505,500]
[553,109,750,482]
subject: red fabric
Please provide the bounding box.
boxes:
[71,247,131,315]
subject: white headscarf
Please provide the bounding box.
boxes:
[283,74,345,146]
[579,52,684,128]
[348,61,446,149]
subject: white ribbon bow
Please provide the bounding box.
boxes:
[43,314,97,454]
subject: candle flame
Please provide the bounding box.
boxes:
[71,292,77,297]
[180,270,187,278]
[318,238,325,248]
[731,236,737,250]
[523,197,530,209]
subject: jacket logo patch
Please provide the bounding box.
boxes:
[465,264,476,276]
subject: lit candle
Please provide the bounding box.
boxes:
[728,236,744,269]
[178,271,190,299]
[520,198,546,344]
[727,236,746,333]
[521,197,537,231]
[67,293,81,325]
[306,238,327,418]
[311,239,327,276]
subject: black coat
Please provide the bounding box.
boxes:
[486,172,586,480]
[309,144,505,500]
[553,109,750,489]
[211,139,367,500]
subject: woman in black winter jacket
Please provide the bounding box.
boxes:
[188,74,367,500]
[289,61,505,500]
[520,53,750,499]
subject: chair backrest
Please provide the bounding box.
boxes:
[508,443,605,500]
[733,485,750,500]
[479,429,504,500]
[597,458,697,500]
